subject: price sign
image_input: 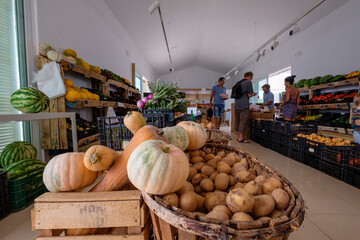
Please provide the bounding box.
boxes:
[118,102,125,108]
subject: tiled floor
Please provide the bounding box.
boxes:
[1,130,360,239]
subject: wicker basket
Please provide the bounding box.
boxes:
[206,129,232,145]
[143,143,305,240]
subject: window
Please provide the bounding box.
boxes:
[0,0,27,151]
[135,73,142,94]
[268,66,291,103]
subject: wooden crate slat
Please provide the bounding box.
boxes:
[107,80,129,90]
[36,235,144,240]
[158,217,176,240]
[57,96,68,149]
[178,230,197,240]
[49,99,60,149]
[78,134,99,147]
[35,191,141,203]
[40,107,51,149]
[78,140,101,152]
[33,201,140,229]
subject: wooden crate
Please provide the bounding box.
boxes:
[31,190,150,240]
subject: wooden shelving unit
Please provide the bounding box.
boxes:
[179,88,211,107]
[37,55,140,150]
[295,78,359,140]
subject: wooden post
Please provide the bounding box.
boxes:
[132,63,135,86]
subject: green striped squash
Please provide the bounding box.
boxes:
[10,87,50,113]
[0,141,37,168]
[4,159,45,180]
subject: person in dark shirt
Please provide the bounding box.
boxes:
[234,72,257,143]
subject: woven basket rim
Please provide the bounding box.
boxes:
[142,143,305,239]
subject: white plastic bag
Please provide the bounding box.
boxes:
[250,103,261,112]
[32,61,66,99]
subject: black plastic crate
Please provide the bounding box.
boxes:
[280,145,291,157]
[280,134,292,148]
[98,113,167,151]
[0,171,9,220]
[252,119,262,130]
[322,145,351,166]
[261,120,272,131]
[290,148,304,163]
[273,121,289,134]
[304,153,321,169]
[271,140,281,152]
[344,165,360,188]
[304,139,324,159]
[285,122,318,135]
[259,135,271,148]
[291,136,305,151]
[320,160,344,180]
[346,144,360,167]
[251,133,260,143]
[142,109,174,121]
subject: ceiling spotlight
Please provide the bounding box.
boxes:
[225,75,230,80]
[256,52,261,62]
[271,40,279,51]
[149,0,160,15]
[289,25,300,36]
[234,70,239,75]
[262,49,266,56]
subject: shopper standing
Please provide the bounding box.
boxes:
[210,77,227,129]
[280,75,299,122]
[352,94,360,144]
[234,72,256,143]
[260,84,274,109]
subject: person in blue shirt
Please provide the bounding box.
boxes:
[260,84,274,109]
[210,77,228,129]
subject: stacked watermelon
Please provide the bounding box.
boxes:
[0,141,45,180]
[0,141,37,168]
[10,87,50,113]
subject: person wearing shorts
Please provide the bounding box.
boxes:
[210,77,227,129]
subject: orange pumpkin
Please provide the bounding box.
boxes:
[43,152,98,192]
[90,125,167,192]
[127,140,189,195]
[177,121,206,150]
[84,145,120,171]
[124,111,146,134]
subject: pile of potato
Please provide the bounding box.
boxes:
[161,147,290,222]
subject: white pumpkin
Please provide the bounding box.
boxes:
[160,126,189,151]
[39,42,55,56]
[127,140,189,195]
[47,50,64,62]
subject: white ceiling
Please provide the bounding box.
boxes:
[104,0,349,77]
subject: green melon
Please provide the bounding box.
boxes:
[0,141,37,168]
[10,87,50,113]
[4,159,45,180]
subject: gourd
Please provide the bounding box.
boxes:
[124,111,146,134]
[63,49,77,58]
[47,50,64,62]
[127,140,189,195]
[160,126,189,151]
[43,152,98,192]
[39,42,55,56]
[75,58,90,70]
[90,125,167,192]
[90,65,102,74]
[84,145,120,171]
[177,121,206,150]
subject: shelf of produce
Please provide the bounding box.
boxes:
[310,78,359,91]
[78,140,101,152]
[318,126,354,135]
[107,79,129,90]
[299,103,354,110]
[298,87,310,92]
[128,87,140,94]
[116,102,138,109]
[318,130,354,142]
[66,100,117,108]
[37,55,106,82]
[78,133,100,147]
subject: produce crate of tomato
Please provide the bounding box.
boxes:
[344,144,360,188]
[308,90,358,104]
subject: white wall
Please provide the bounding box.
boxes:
[227,0,360,87]
[36,0,156,83]
[160,66,223,88]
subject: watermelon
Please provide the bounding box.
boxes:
[3,159,45,180]
[10,87,50,113]
[0,141,37,168]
